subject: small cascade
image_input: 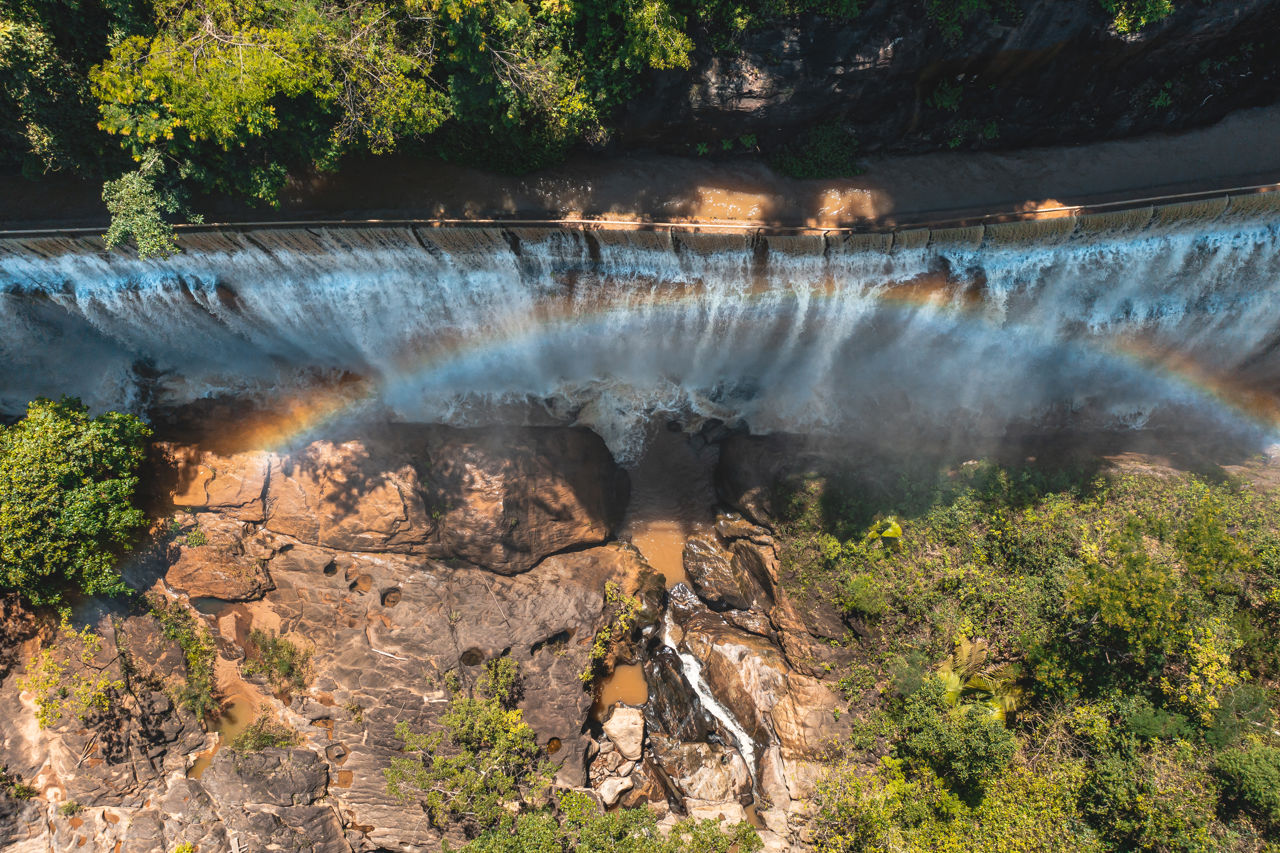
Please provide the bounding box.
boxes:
[660,608,758,780]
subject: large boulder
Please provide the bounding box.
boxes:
[160,426,629,578]
[602,706,646,761]
[417,427,629,573]
[201,748,328,807]
[683,535,772,612]
[265,439,434,555]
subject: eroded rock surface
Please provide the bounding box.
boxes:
[0,425,863,852]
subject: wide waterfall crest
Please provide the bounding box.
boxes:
[3,218,1279,461]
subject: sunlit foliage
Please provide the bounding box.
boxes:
[0,397,150,604]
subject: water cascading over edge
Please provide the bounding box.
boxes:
[3,202,1280,461]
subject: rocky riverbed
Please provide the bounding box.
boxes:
[0,424,862,852]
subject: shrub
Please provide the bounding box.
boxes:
[386,659,549,833]
[1100,0,1175,33]
[243,629,311,694]
[18,616,125,728]
[101,151,186,260]
[1215,746,1280,829]
[230,716,299,751]
[464,789,761,852]
[771,121,861,179]
[811,760,1098,852]
[149,597,218,718]
[1083,745,1217,851]
[896,677,1016,801]
[835,573,889,619]
[57,801,82,816]
[1,766,38,799]
[0,398,150,605]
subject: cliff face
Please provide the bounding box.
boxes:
[620,0,1280,154]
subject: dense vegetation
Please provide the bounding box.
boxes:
[2,0,1187,256]
[150,594,218,718]
[386,657,760,850]
[243,627,312,695]
[0,397,150,605]
[774,456,1280,851]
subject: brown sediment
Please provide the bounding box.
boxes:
[187,694,257,779]
[592,663,649,719]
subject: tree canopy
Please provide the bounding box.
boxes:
[0,398,150,605]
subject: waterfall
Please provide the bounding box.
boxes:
[4,211,1280,461]
[660,608,758,779]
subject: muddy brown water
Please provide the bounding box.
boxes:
[593,427,723,715]
[619,426,719,588]
[188,696,257,779]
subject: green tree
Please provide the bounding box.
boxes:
[0,398,150,604]
[465,789,760,852]
[102,150,192,259]
[896,676,1017,802]
[385,657,551,832]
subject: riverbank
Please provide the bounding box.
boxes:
[4,103,1280,234]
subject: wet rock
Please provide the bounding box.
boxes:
[419,427,629,573]
[648,734,750,804]
[683,536,769,611]
[602,706,645,761]
[218,803,352,853]
[682,612,851,757]
[164,426,630,575]
[266,439,433,555]
[165,532,275,601]
[716,434,803,528]
[714,513,773,547]
[0,610,206,810]
[643,646,715,742]
[163,445,270,522]
[0,790,45,852]
[158,778,232,852]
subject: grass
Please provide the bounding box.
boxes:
[243,629,311,694]
[149,596,218,719]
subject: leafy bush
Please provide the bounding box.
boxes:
[770,121,862,179]
[580,581,641,685]
[1100,0,1175,33]
[18,616,125,728]
[1082,745,1217,851]
[774,456,1280,846]
[101,150,193,259]
[896,677,1016,801]
[0,398,150,605]
[811,760,1099,852]
[836,572,889,619]
[1215,746,1280,829]
[386,658,550,833]
[149,596,218,718]
[243,629,311,694]
[464,788,760,852]
[925,0,1017,43]
[230,715,299,751]
[1,765,38,799]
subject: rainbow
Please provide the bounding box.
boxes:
[206,271,1280,456]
